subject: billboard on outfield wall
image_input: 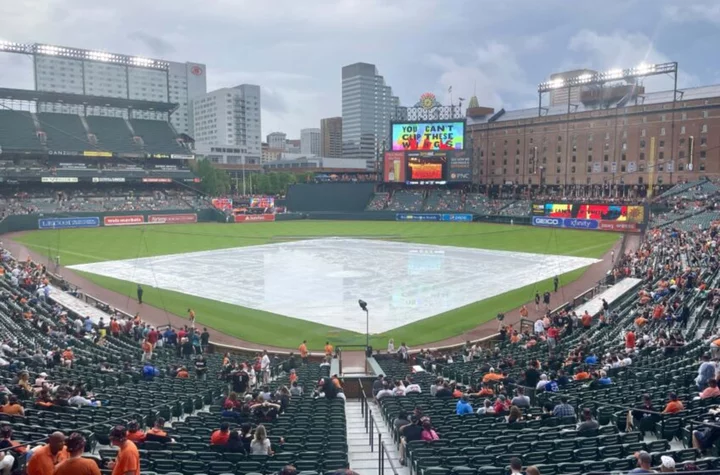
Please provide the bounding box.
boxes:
[147,214,197,224]
[383,152,406,183]
[38,217,100,230]
[391,120,465,151]
[531,202,647,233]
[235,214,275,223]
[104,215,144,226]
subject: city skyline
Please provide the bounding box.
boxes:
[1,0,719,139]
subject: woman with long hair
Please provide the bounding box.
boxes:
[250,424,272,455]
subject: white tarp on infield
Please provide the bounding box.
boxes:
[68,238,600,334]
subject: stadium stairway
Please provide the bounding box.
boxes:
[345,399,408,475]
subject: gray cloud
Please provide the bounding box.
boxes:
[0,0,717,137]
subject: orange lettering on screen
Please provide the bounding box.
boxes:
[409,163,443,180]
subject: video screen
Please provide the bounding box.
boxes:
[532,203,646,223]
[383,151,406,183]
[391,121,465,151]
[406,152,447,184]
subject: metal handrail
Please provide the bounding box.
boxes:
[358,379,399,475]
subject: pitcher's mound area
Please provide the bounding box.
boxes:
[68,238,599,333]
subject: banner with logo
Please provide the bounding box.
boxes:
[234,214,276,223]
[38,217,100,230]
[92,177,126,183]
[142,178,172,183]
[447,150,471,182]
[396,213,473,222]
[41,177,78,183]
[104,215,145,226]
[147,214,197,224]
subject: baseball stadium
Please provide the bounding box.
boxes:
[0,40,720,475]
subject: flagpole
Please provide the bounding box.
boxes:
[448,85,453,116]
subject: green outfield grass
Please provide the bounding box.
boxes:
[15,221,618,349]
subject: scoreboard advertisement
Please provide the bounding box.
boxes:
[385,150,470,184]
[531,203,647,232]
[407,151,447,184]
[391,120,465,152]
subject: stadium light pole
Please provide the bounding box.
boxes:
[358,299,369,350]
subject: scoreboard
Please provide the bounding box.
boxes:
[531,203,647,232]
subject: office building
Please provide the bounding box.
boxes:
[267,131,287,150]
[341,62,401,169]
[286,139,301,153]
[300,128,321,156]
[320,117,342,158]
[0,42,206,135]
[191,84,262,158]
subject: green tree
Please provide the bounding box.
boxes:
[193,160,231,196]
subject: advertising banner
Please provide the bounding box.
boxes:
[147,214,197,224]
[532,216,564,228]
[83,151,113,157]
[396,213,473,222]
[92,177,126,183]
[448,149,471,182]
[598,221,639,232]
[142,178,172,183]
[38,217,100,230]
[104,215,145,226]
[532,202,646,224]
[406,151,447,185]
[391,121,465,151]
[234,214,276,223]
[41,177,78,183]
[383,152,406,183]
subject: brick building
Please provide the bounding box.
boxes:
[467,84,720,186]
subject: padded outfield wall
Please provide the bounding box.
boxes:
[285,183,376,212]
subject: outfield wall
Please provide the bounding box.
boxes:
[285,182,376,212]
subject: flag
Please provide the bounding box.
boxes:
[448,86,452,93]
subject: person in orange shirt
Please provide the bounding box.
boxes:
[1,395,24,416]
[62,348,74,368]
[324,341,333,357]
[176,367,189,379]
[581,312,592,328]
[476,383,494,397]
[187,308,196,328]
[53,433,100,475]
[141,340,152,362]
[289,369,298,384]
[126,421,145,444]
[519,305,529,319]
[574,368,591,381]
[482,369,504,384]
[299,340,309,364]
[663,392,685,414]
[27,431,67,475]
[635,316,648,328]
[108,426,140,475]
[147,418,168,438]
[210,423,230,446]
[110,318,121,338]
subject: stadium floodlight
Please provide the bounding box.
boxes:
[0,41,31,53]
[538,61,677,92]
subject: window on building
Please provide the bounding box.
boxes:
[679,151,685,158]
[681,112,687,120]
[660,127,666,136]
[587,166,592,173]
[572,155,576,162]
[659,140,665,148]
[704,110,709,118]
[659,151,664,159]
[556,145,561,153]
[700,150,706,159]
[701,136,707,145]
[702,124,708,133]
[603,166,608,173]
[640,139,646,148]
[604,154,609,161]
[700,162,706,171]
[588,154,592,161]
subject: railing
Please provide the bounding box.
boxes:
[359,379,399,475]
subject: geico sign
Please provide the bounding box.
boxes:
[533,217,561,226]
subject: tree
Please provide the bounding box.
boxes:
[192,160,231,196]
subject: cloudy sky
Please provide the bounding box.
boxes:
[1,0,719,139]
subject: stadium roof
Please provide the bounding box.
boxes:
[468,83,720,126]
[0,88,178,112]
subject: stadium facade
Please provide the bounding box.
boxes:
[468,83,720,186]
[0,42,206,136]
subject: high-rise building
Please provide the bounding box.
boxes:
[191,84,262,157]
[300,128,321,156]
[320,117,342,158]
[286,139,301,153]
[1,42,207,135]
[267,132,287,150]
[341,62,401,169]
[548,69,597,107]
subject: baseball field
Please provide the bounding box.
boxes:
[14,221,618,349]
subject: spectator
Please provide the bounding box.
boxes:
[226,430,247,454]
[509,457,523,475]
[660,455,676,473]
[250,424,272,455]
[700,379,720,399]
[195,355,208,380]
[456,395,473,415]
[126,420,146,444]
[630,451,653,474]
[53,432,100,475]
[420,419,439,441]
[577,408,599,432]
[26,432,68,475]
[507,406,523,424]
[1,395,24,416]
[552,396,575,418]
[211,423,231,446]
[477,399,495,415]
[663,392,684,414]
[108,425,140,475]
[511,387,531,408]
